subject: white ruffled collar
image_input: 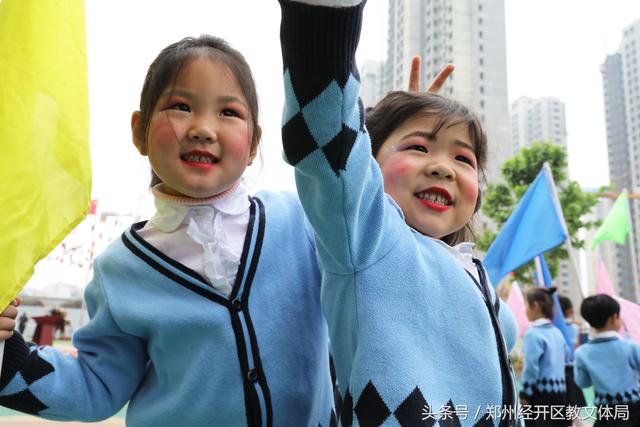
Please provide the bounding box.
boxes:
[147,182,250,294]
[149,182,250,232]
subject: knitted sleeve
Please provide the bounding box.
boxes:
[0,261,147,421]
[278,0,401,274]
[630,341,640,373]
[496,297,517,352]
[572,348,592,388]
[520,329,545,398]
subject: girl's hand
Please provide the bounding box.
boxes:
[0,297,21,340]
[408,55,455,93]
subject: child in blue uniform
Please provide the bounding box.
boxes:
[575,294,640,426]
[0,35,336,426]
[521,286,570,426]
[559,295,587,416]
[277,1,518,425]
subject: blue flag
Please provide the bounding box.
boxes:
[536,254,575,359]
[484,164,568,287]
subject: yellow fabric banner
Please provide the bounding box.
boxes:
[0,0,91,309]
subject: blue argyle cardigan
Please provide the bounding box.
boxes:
[520,323,568,403]
[574,335,640,405]
[278,1,518,426]
[0,192,335,427]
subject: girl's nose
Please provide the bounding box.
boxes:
[425,159,454,179]
[187,120,216,142]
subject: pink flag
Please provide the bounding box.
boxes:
[596,259,640,343]
[507,281,531,337]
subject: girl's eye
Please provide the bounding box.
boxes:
[408,145,428,153]
[455,154,474,166]
[169,103,190,112]
[221,108,240,118]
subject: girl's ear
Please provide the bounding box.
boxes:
[131,111,147,156]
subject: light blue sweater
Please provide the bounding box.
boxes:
[278,1,518,425]
[574,335,640,405]
[0,192,335,427]
[520,322,568,399]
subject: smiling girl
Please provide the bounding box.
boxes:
[277,0,518,425]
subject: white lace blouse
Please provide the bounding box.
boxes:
[137,182,250,296]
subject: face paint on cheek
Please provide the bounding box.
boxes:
[382,156,414,183]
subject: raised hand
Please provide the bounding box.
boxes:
[408,55,455,93]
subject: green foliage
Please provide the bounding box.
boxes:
[477,142,598,282]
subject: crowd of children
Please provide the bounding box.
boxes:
[0,1,639,426]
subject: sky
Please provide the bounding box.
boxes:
[84,0,640,216]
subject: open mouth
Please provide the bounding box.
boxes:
[180,150,219,167]
[415,187,452,212]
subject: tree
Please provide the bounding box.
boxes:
[477,142,599,282]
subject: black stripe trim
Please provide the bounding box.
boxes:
[240,198,273,426]
[128,221,210,286]
[229,308,261,427]
[230,198,258,300]
[472,259,517,427]
[121,233,228,306]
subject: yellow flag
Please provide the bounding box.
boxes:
[0,0,91,309]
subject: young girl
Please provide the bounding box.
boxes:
[277,1,518,425]
[0,35,337,426]
[521,287,569,426]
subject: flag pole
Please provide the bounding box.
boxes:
[542,163,585,299]
[623,188,640,302]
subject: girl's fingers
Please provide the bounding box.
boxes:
[426,63,455,93]
[0,317,16,335]
[407,55,421,92]
[0,304,18,320]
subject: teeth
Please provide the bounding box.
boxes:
[184,154,215,164]
[417,192,449,205]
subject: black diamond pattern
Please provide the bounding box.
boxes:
[330,409,338,427]
[0,389,48,415]
[354,381,391,427]
[438,399,462,427]
[321,124,359,175]
[341,388,353,427]
[22,352,55,385]
[282,112,320,166]
[394,387,433,427]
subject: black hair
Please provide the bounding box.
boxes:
[558,295,573,317]
[580,294,620,329]
[524,286,558,320]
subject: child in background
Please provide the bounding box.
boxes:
[0,35,336,426]
[559,296,580,348]
[521,287,570,426]
[559,295,588,421]
[575,294,640,426]
[277,1,518,425]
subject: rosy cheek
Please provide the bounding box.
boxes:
[150,118,180,145]
[462,179,479,204]
[380,157,412,186]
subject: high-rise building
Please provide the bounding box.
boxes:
[360,60,385,108]
[600,18,640,302]
[379,0,511,184]
[510,96,567,153]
